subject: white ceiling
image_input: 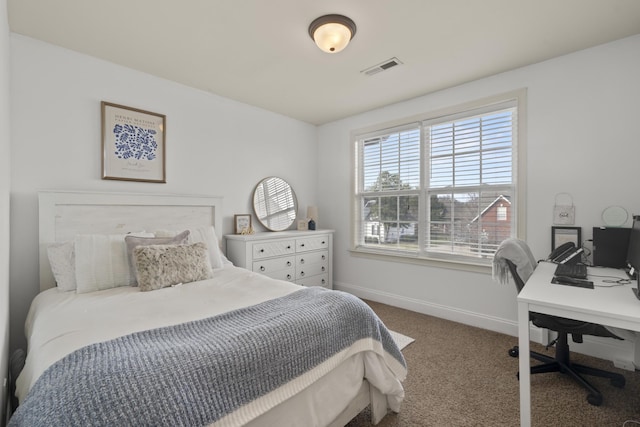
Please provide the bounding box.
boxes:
[7,0,640,125]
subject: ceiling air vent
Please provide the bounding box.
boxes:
[361,57,403,76]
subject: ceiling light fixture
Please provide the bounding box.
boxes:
[308,14,357,53]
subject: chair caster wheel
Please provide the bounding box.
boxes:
[587,393,603,406]
[611,377,626,388]
[508,346,519,357]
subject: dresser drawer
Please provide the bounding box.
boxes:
[296,235,329,253]
[263,268,296,282]
[253,256,295,274]
[252,240,295,259]
[297,273,329,288]
[296,250,328,267]
[297,262,328,280]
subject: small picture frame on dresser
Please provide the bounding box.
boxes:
[234,214,252,234]
[297,219,308,231]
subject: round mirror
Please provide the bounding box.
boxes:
[252,177,298,231]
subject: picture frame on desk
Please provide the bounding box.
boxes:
[551,226,581,250]
[234,214,252,234]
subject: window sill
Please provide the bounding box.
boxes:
[349,247,493,275]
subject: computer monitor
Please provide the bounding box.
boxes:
[625,215,640,278]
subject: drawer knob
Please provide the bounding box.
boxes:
[322,241,326,244]
[287,261,291,267]
[301,243,305,247]
[287,274,292,280]
[260,249,265,253]
[300,258,305,264]
[300,271,305,277]
[260,266,265,272]
[322,266,325,271]
[322,255,326,260]
[321,279,326,284]
[287,245,291,249]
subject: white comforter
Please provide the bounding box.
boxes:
[16,265,406,426]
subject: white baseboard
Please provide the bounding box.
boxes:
[334,281,545,343]
[571,335,635,371]
[336,280,635,368]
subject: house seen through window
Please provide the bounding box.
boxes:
[353,92,523,266]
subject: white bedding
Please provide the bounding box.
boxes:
[16,265,405,426]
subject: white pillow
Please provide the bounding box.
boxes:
[74,232,153,294]
[155,226,224,269]
[220,252,233,266]
[47,242,76,292]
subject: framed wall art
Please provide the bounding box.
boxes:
[101,101,166,183]
[234,214,252,234]
[551,226,582,251]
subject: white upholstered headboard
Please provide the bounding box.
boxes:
[38,191,224,291]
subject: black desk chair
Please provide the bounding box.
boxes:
[495,239,625,406]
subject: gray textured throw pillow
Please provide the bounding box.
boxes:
[125,230,190,285]
[133,242,213,292]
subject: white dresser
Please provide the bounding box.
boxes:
[225,230,334,289]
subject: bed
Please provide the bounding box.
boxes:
[10,190,406,427]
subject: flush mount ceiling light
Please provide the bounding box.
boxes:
[308,14,357,53]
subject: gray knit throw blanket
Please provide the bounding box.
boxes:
[10,287,405,427]
[492,238,537,284]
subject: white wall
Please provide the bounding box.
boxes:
[9,34,318,352]
[318,35,640,362]
[1,0,11,421]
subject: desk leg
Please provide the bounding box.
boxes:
[518,300,531,427]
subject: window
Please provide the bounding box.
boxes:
[497,205,507,221]
[353,92,524,266]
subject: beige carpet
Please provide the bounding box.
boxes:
[347,300,640,427]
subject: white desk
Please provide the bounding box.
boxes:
[517,261,640,426]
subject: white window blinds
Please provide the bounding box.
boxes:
[353,95,520,265]
[357,124,421,251]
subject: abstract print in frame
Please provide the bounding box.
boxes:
[102,101,166,183]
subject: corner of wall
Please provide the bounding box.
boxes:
[1,0,12,423]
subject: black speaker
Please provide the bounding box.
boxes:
[592,227,631,268]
